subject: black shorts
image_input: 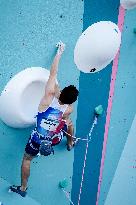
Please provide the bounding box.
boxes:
[25,136,40,157]
[25,125,67,157]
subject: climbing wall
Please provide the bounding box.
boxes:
[73,1,136,205]
[0,0,136,205]
[98,8,136,205]
[72,0,121,204]
[0,1,83,205]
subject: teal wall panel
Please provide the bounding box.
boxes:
[0,1,83,205]
[99,8,136,205]
[1,1,136,205]
[105,115,136,205]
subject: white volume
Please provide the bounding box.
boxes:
[74,21,121,73]
[0,67,50,128]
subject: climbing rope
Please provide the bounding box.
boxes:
[63,116,98,143]
[78,115,98,205]
[59,105,103,205]
[62,189,75,205]
[59,116,98,205]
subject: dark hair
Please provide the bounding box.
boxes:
[59,85,79,104]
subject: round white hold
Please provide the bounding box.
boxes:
[74,21,121,73]
[120,0,136,9]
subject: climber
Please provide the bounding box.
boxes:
[9,41,79,197]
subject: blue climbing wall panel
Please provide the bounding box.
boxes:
[72,0,120,205]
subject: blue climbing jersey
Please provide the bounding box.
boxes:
[30,97,68,144]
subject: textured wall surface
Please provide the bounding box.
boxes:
[0,1,83,205]
[72,0,120,205]
[0,0,136,205]
[98,8,136,205]
[104,115,136,205]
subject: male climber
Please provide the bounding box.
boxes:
[10,42,79,197]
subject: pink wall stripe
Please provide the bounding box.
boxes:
[96,6,125,205]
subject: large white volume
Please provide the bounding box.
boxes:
[74,21,121,73]
[0,67,50,128]
[120,0,136,9]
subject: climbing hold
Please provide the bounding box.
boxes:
[74,21,121,73]
[59,179,68,188]
[133,28,136,33]
[95,105,103,115]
